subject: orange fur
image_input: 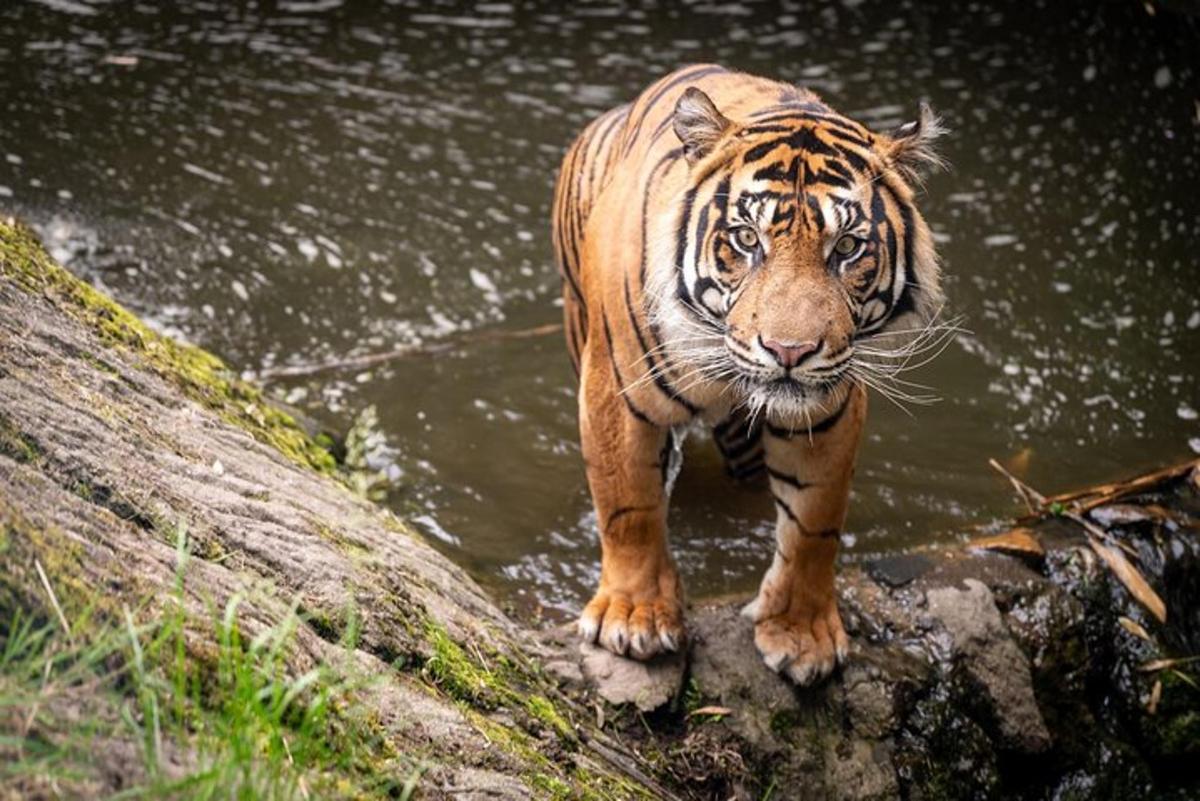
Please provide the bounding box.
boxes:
[552,65,943,682]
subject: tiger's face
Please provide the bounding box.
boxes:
[651,87,945,425]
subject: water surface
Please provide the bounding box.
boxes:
[2,0,1197,618]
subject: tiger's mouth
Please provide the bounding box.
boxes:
[769,376,821,393]
[762,374,842,401]
[734,371,848,423]
[728,362,847,396]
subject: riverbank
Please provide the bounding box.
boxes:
[0,217,667,800]
[1,218,1197,800]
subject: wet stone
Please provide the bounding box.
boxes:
[542,658,585,690]
[843,663,898,740]
[925,578,1052,754]
[1088,503,1157,528]
[577,642,686,712]
[824,738,900,801]
[687,605,809,747]
[866,554,934,588]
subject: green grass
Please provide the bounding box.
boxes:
[0,529,421,800]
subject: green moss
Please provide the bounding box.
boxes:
[530,772,574,799]
[309,517,372,559]
[571,767,660,801]
[0,219,336,475]
[0,414,40,464]
[464,707,654,801]
[525,694,573,741]
[1147,669,1200,757]
[0,499,119,629]
[682,677,704,715]
[422,621,578,739]
[1158,708,1200,754]
[769,708,801,740]
[79,350,121,377]
[423,620,502,706]
[422,621,662,799]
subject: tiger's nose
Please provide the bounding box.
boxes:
[760,337,821,369]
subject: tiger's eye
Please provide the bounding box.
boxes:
[734,227,760,251]
[834,235,859,257]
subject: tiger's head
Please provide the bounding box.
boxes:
[648,86,946,425]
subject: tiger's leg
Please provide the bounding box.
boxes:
[746,385,866,685]
[576,341,685,660]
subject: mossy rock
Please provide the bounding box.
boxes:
[0,218,335,474]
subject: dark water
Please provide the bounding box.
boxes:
[2,0,1197,619]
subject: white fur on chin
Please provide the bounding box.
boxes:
[742,380,845,429]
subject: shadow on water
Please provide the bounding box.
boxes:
[1,0,1197,619]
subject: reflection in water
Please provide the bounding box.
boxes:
[1,1,1197,618]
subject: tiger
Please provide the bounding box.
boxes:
[550,64,944,685]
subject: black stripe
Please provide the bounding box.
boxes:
[716,430,761,462]
[585,105,630,195]
[639,149,683,285]
[820,125,875,152]
[771,204,796,229]
[624,277,699,415]
[753,156,801,183]
[567,312,583,377]
[729,459,766,481]
[673,152,737,319]
[742,112,873,149]
[773,497,840,539]
[806,169,852,190]
[773,492,801,527]
[657,436,670,486]
[833,144,869,174]
[878,178,918,319]
[896,189,918,317]
[864,187,894,314]
[738,123,797,135]
[606,504,658,531]
[649,114,674,144]
[623,65,727,155]
[766,467,812,491]
[809,528,840,539]
[747,100,830,118]
[805,195,825,232]
[743,126,839,166]
[674,184,699,309]
[825,159,855,183]
[602,312,656,426]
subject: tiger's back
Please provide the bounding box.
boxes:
[551,102,629,376]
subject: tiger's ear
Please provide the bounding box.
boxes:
[673,87,733,165]
[884,102,947,183]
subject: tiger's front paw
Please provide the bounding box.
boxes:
[577,575,685,660]
[752,600,849,686]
